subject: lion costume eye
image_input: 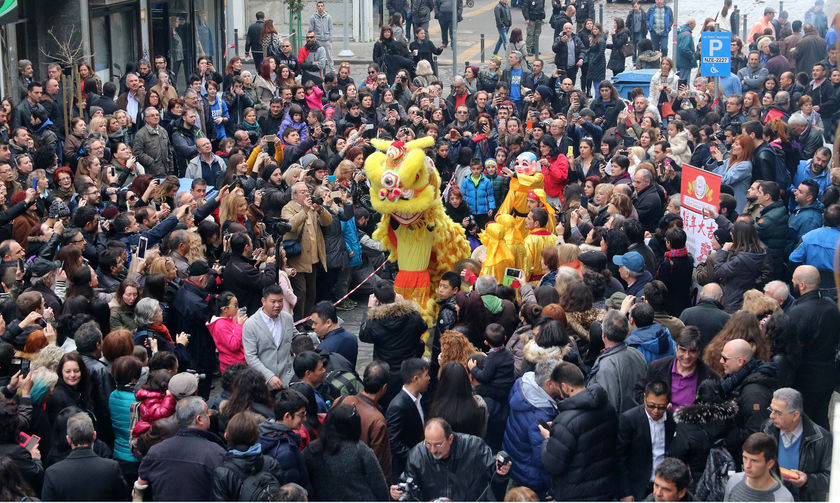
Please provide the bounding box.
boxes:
[381,170,399,189]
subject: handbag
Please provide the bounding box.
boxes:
[281,221,305,257]
[621,41,635,58]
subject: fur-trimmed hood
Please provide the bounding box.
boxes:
[674,400,739,424]
[523,339,571,364]
[365,300,420,321]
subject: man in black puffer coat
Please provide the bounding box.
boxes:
[720,339,778,447]
[540,362,619,501]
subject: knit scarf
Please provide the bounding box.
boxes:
[149,323,174,344]
[664,247,688,259]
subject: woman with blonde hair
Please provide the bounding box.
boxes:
[741,289,780,321]
[438,330,479,374]
[148,256,178,282]
[334,160,355,187]
[590,182,614,226]
[88,115,108,136]
[76,155,103,187]
[702,310,771,375]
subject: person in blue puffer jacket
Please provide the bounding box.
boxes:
[501,358,561,499]
[626,302,675,364]
[108,355,142,486]
[460,158,496,229]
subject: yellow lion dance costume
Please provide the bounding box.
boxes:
[365,136,471,345]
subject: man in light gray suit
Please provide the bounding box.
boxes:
[243,284,296,390]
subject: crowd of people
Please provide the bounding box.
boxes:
[0,0,838,501]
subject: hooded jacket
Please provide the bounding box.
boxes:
[258,421,312,493]
[541,384,619,501]
[359,301,427,369]
[713,248,772,312]
[721,359,778,445]
[502,373,558,495]
[670,400,740,490]
[212,443,283,500]
[626,322,675,364]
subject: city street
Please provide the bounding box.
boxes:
[316,0,816,85]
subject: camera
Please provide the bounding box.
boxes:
[396,477,419,501]
[310,195,324,207]
[308,123,331,136]
[496,450,511,466]
[263,216,292,237]
[186,369,207,380]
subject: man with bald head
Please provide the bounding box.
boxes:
[720,339,778,445]
[678,283,730,350]
[786,265,840,429]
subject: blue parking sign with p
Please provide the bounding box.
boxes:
[700,32,731,77]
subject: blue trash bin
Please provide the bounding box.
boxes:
[611,69,658,99]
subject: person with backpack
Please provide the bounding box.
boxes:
[669,379,740,498]
[752,181,790,281]
[303,403,389,501]
[213,411,284,501]
[258,389,313,494]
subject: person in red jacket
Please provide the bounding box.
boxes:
[537,135,569,206]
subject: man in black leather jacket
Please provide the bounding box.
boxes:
[391,418,510,501]
[75,321,115,447]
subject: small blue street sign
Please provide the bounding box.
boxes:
[700,32,732,77]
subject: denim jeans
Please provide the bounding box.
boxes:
[650,31,669,56]
[494,27,508,54]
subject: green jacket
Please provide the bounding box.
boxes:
[676,25,696,69]
[755,200,790,273]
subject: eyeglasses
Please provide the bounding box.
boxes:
[424,440,446,449]
[645,402,668,411]
[306,36,315,39]
[368,70,376,74]
[720,354,737,362]
[71,237,86,244]
[768,407,794,417]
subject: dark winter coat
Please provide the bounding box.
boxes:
[0,441,44,496]
[617,404,675,501]
[502,373,558,496]
[788,290,840,394]
[762,414,832,501]
[522,0,546,21]
[137,428,227,501]
[755,200,790,280]
[41,446,128,501]
[678,299,731,349]
[81,353,116,447]
[304,439,389,501]
[585,36,608,85]
[400,432,508,501]
[721,359,778,446]
[169,280,217,374]
[669,400,740,491]
[656,253,694,316]
[359,301,426,404]
[258,421,312,494]
[712,248,772,312]
[223,254,279,316]
[211,447,283,501]
[541,384,619,501]
[634,184,663,233]
[606,29,631,75]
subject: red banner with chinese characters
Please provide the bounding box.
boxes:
[679,165,722,265]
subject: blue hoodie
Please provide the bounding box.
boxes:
[502,372,557,497]
[626,322,675,364]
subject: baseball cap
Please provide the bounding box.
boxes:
[579,250,607,271]
[612,251,645,273]
[168,372,198,399]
